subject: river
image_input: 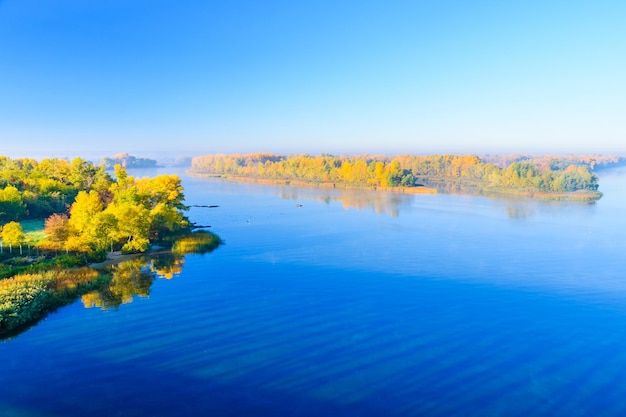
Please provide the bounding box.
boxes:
[1,167,626,416]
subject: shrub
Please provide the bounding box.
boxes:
[0,268,109,337]
[0,273,53,333]
[172,231,221,255]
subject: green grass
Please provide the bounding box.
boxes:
[20,219,46,245]
[0,219,45,257]
[0,252,107,280]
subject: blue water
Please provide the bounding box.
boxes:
[2,168,626,416]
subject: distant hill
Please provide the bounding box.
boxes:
[101,153,158,169]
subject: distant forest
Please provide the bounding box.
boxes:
[190,153,614,195]
[479,154,626,171]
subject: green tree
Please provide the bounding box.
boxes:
[135,174,189,238]
[107,203,151,253]
[382,160,403,187]
[87,212,118,252]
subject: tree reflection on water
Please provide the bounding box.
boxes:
[81,254,184,309]
[278,188,412,217]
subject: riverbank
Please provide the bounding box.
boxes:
[418,176,603,202]
[3,250,169,338]
[186,171,439,194]
[0,268,110,339]
[187,171,602,201]
[1,231,222,339]
[89,247,170,268]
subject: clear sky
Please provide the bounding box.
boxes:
[1,0,625,158]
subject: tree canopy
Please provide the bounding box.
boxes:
[1,222,25,248]
[0,156,191,255]
[0,156,113,222]
[59,166,190,254]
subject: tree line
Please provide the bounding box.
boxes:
[0,156,111,223]
[479,154,625,171]
[190,153,599,193]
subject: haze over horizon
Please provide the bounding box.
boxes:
[1,1,625,158]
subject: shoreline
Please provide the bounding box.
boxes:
[89,247,171,269]
[186,170,601,201]
[186,171,439,194]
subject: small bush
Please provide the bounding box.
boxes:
[85,250,107,263]
[4,257,30,266]
[50,254,85,268]
[121,238,150,254]
[172,231,221,255]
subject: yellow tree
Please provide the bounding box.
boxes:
[0,185,27,223]
[340,161,353,183]
[352,160,369,184]
[135,174,189,239]
[382,160,402,187]
[84,211,118,252]
[106,203,151,253]
[69,191,104,234]
[372,161,385,186]
[1,221,25,254]
[65,190,104,252]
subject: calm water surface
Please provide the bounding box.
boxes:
[2,168,626,416]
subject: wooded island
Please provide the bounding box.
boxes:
[190,153,609,201]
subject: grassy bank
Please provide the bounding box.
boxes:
[0,268,110,338]
[0,252,106,279]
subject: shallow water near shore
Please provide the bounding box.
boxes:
[2,167,626,416]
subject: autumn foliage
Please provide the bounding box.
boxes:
[191,153,601,194]
[48,165,190,254]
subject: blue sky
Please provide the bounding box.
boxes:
[1,0,625,158]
